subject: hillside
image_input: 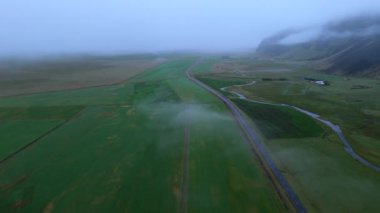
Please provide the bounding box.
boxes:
[256,14,380,76]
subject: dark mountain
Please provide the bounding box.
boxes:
[256,14,380,77]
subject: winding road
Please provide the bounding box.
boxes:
[185,62,307,213]
[222,81,380,174]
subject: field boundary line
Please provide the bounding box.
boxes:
[0,108,87,165]
[0,61,169,99]
[179,105,190,213]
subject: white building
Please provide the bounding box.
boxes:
[315,80,325,85]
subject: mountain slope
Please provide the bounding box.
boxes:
[256,15,380,76]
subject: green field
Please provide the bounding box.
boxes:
[196,77,249,90]
[3,55,378,212]
[241,69,380,166]
[232,99,325,139]
[195,58,380,212]
[0,55,162,97]
[0,120,62,161]
[196,59,380,166]
[186,103,283,212]
[0,58,284,212]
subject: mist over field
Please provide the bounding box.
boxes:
[1,1,380,212]
[1,0,380,56]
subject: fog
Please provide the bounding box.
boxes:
[1,0,380,56]
[276,14,380,45]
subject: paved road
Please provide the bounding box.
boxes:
[185,62,307,213]
[223,81,380,174]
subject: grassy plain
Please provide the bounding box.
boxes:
[232,99,324,139]
[0,55,163,97]
[0,120,61,161]
[241,67,380,166]
[0,57,284,212]
[200,59,380,165]
[195,58,380,212]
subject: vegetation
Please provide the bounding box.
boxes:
[187,103,284,212]
[196,77,249,90]
[197,58,380,212]
[233,99,325,139]
[267,136,380,212]
[0,57,284,212]
[240,68,380,165]
[0,120,62,161]
[0,55,162,97]
[204,59,380,165]
[256,15,380,77]
[3,54,378,212]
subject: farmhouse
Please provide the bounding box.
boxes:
[304,77,327,86]
[315,80,326,85]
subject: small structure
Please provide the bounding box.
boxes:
[315,80,326,85]
[304,77,327,86]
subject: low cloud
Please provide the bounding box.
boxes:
[1,0,380,56]
[274,13,380,45]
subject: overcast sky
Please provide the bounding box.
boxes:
[1,0,380,56]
